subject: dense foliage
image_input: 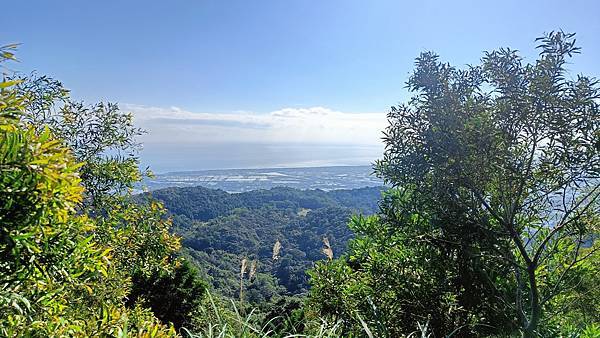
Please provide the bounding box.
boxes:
[150,185,382,222]
[150,186,384,303]
[128,261,208,330]
[0,46,179,336]
[309,189,516,336]
[308,31,600,337]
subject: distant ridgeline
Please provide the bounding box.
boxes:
[145,185,385,305]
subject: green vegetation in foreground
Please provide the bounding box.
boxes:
[1,31,599,337]
[1,44,180,336]
[309,31,600,337]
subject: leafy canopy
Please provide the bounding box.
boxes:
[309,31,600,337]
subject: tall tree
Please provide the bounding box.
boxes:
[309,31,599,337]
[376,31,599,336]
[16,75,145,209]
[0,46,176,336]
[13,73,182,279]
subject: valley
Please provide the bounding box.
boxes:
[147,185,385,304]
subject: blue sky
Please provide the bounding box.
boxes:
[4,1,600,172]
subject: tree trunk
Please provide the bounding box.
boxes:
[523,265,541,337]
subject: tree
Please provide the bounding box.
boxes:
[543,247,600,335]
[13,72,183,283]
[16,75,145,209]
[0,49,175,336]
[376,31,599,336]
[127,260,208,330]
[309,189,514,336]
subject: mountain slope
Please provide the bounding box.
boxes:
[148,186,385,302]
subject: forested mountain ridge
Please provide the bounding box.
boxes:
[149,185,383,221]
[146,186,385,302]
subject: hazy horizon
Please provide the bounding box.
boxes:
[141,143,382,173]
[133,104,386,172]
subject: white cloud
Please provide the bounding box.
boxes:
[124,104,387,146]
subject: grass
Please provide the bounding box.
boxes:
[181,291,438,338]
[181,290,350,338]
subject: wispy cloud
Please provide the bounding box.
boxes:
[125,104,387,146]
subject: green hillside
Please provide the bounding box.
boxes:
[149,186,385,302]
